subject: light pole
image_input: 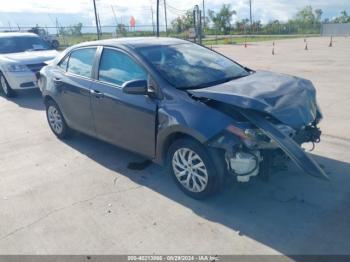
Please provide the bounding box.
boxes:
[156,0,160,37]
[202,0,205,31]
[164,0,168,36]
[249,0,252,33]
[93,0,100,39]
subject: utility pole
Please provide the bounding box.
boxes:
[55,18,60,36]
[249,0,252,33]
[198,10,202,44]
[92,0,100,39]
[156,0,160,37]
[150,6,155,34]
[164,0,168,36]
[202,0,205,31]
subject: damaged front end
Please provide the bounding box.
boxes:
[187,71,329,182]
[205,103,327,182]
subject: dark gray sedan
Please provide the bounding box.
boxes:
[39,37,327,199]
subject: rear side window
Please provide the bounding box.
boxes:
[98,48,147,86]
[67,48,96,78]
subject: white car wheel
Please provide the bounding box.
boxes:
[0,74,14,97]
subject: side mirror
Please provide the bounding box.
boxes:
[122,80,148,95]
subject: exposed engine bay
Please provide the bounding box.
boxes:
[205,103,325,182]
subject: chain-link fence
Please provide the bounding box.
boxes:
[321,23,350,36]
[0,21,324,50]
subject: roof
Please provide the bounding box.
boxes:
[0,32,38,38]
[76,37,190,49]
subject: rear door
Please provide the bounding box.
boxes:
[54,47,97,136]
[90,47,157,158]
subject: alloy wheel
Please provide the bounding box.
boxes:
[172,148,209,193]
[48,105,63,134]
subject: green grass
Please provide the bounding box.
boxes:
[202,35,309,46]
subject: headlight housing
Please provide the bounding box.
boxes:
[5,63,30,72]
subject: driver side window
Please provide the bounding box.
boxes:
[98,48,147,86]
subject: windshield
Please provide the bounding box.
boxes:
[0,36,52,54]
[137,43,249,89]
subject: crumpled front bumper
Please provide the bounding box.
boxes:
[238,109,329,181]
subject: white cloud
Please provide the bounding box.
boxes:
[0,0,349,26]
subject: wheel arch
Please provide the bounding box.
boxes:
[155,128,206,165]
[43,94,56,106]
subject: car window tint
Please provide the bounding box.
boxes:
[58,55,69,71]
[67,48,96,78]
[98,48,147,86]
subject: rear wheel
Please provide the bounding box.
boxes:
[167,138,224,199]
[0,73,15,97]
[45,99,72,139]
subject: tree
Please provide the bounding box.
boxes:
[296,6,316,25]
[116,24,127,37]
[59,23,83,36]
[294,6,323,33]
[333,10,350,23]
[70,23,83,36]
[208,4,236,34]
[315,9,323,22]
[234,18,249,34]
[171,10,193,33]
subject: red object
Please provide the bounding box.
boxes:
[226,125,248,139]
[130,16,136,27]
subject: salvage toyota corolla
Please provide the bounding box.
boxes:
[39,37,328,199]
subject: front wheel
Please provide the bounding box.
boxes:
[0,73,15,97]
[167,138,224,199]
[45,100,72,139]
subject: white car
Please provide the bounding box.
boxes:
[0,32,58,97]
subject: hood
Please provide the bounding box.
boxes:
[0,50,59,65]
[188,71,318,128]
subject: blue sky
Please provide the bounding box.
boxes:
[0,0,349,30]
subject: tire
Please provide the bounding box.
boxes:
[0,73,15,97]
[45,99,72,139]
[167,138,224,199]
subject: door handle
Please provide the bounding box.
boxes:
[53,77,63,87]
[53,77,62,84]
[90,89,104,99]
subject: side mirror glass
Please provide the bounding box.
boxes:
[122,80,148,95]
